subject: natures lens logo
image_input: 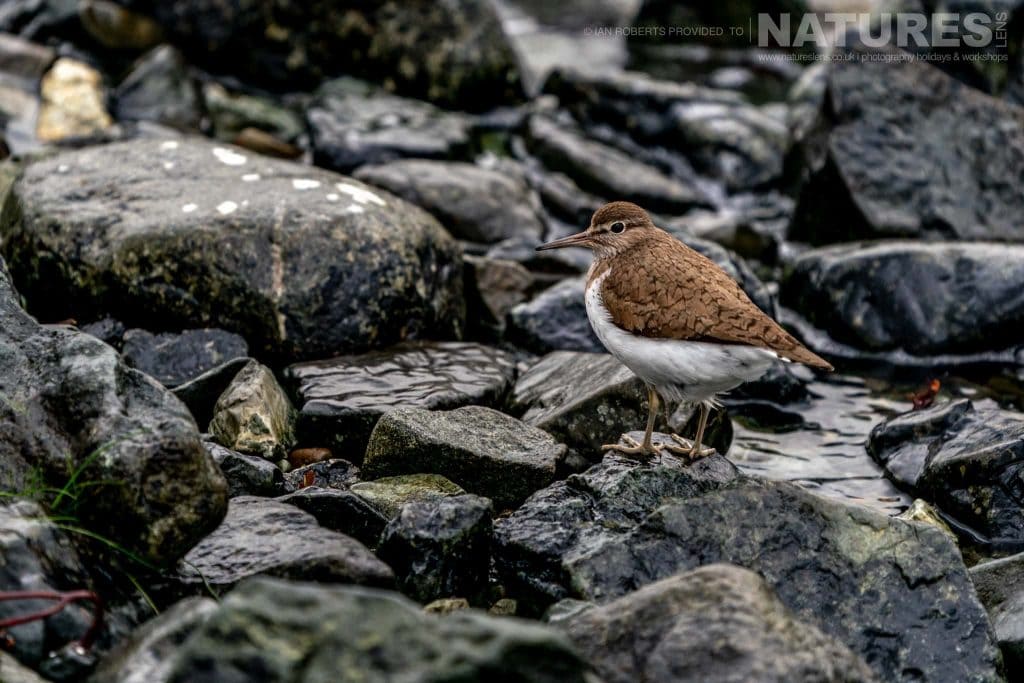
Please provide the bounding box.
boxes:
[758,12,1008,49]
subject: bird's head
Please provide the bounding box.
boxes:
[536,201,657,258]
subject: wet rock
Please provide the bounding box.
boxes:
[114,45,201,132]
[897,499,955,539]
[526,115,710,213]
[177,497,393,595]
[0,651,51,683]
[510,351,661,455]
[284,459,360,493]
[276,487,386,549]
[118,0,523,108]
[378,494,493,603]
[79,317,126,349]
[204,441,285,498]
[78,0,163,51]
[208,360,294,462]
[121,327,248,388]
[463,255,535,336]
[287,447,331,469]
[363,406,564,509]
[784,242,1024,355]
[868,398,1024,542]
[307,78,473,174]
[170,357,250,428]
[790,38,1024,244]
[0,502,94,670]
[0,33,54,82]
[354,160,545,244]
[495,457,1002,682]
[36,57,112,142]
[0,0,80,45]
[90,597,217,683]
[203,82,304,145]
[970,552,1024,675]
[0,137,464,361]
[349,474,466,519]
[507,276,603,354]
[556,564,877,683]
[162,577,589,683]
[286,342,517,459]
[544,68,789,190]
[0,256,227,565]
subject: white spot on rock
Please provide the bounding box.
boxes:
[160,140,179,151]
[163,161,175,170]
[212,147,247,166]
[345,204,365,214]
[57,164,69,173]
[292,178,321,190]
[326,193,339,202]
[182,203,198,213]
[242,173,260,182]
[335,182,386,206]
[217,201,238,215]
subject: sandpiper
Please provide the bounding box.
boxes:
[536,201,833,459]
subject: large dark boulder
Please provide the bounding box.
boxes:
[494,454,1002,682]
[112,0,524,109]
[0,256,226,565]
[161,577,590,683]
[868,398,1024,542]
[789,39,1024,244]
[783,241,1024,355]
[0,137,464,361]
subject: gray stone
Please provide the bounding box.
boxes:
[784,242,1024,355]
[0,137,464,361]
[308,78,473,174]
[526,115,710,213]
[507,276,603,355]
[363,406,564,509]
[557,564,878,683]
[209,360,295,461]
[0,256,226,565]
[276,487,386,549]
[463,255,536,336]
[868,398,1024,542]
[790,38,1024,243]
[162,577,589,683]
[170,357,249,428]
[90,597,218,683]
[378,494,493,603]
[285,342,517,460]
[116,0,523,108]
[178,497,393,594]
[349,474,466,520]
[79,317,126,349]
[114,45,201,132]
[121,328,248,388]
[204,441,285,498]
[203,82,304,145]
[494,456,1002,682]
[354,159,546,244]
[971,552,1024,676]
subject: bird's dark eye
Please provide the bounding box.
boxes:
[610,222,625,233]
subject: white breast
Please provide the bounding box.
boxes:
[584,268,776,404]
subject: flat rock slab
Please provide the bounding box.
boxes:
[0,256,226,565]
[0,137,464,361]
[162,577,588,683]
[868,398,1024,541]
[286,342,518,460]
[363,406,564,510]
[494,455,1002,682]
[178,497,393,594]
[204,441,285,498]
[790,38,1024,243]
[276,486,386,549]
[556,564,878,683]
[784,241,1024,355]
[121,327,248,388]
[349,474,466,519]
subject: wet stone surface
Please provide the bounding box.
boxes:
[286,342,519,460]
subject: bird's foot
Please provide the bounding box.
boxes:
[601,434,658,460]
[664,434,716,461]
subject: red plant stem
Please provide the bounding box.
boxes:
[0,590,103,650]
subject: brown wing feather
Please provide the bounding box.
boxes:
[600,233,833,370]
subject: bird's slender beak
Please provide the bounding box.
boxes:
[535,230,592,251]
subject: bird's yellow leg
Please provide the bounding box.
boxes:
[602,386,661,459]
